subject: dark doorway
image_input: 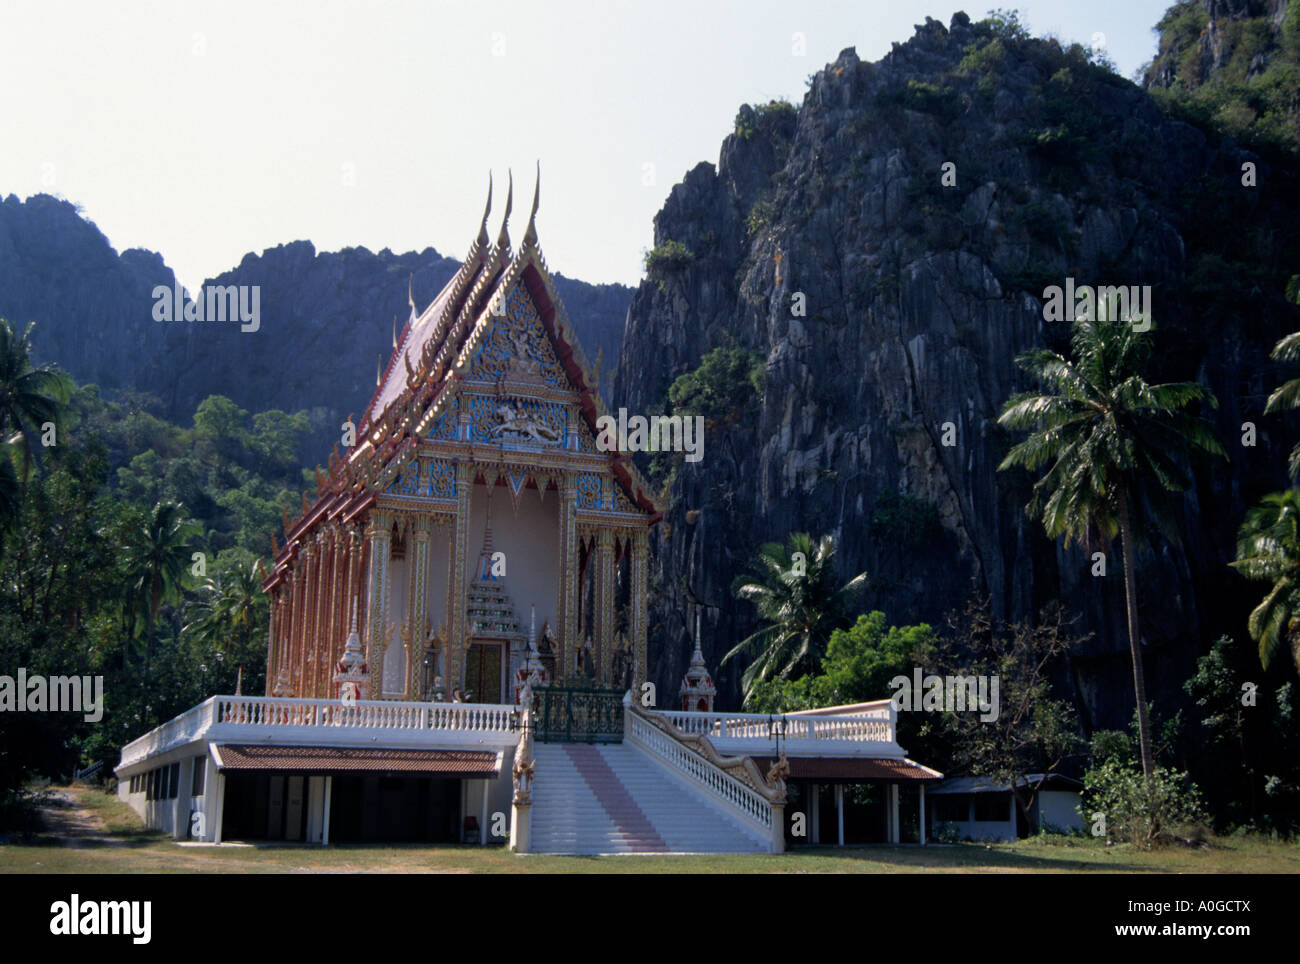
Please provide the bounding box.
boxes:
[328,775,462,843]
[222,773,310,842]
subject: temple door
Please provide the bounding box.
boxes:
[464,642,503,704]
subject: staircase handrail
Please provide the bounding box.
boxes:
[624,699,786,844]
[632,705,787,803]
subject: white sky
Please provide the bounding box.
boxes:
[0,0,1174,292]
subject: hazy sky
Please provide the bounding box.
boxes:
[0,0,1174,293]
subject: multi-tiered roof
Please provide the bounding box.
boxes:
[265,169,659,590]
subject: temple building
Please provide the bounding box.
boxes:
[260,171,655,709]
[114,173,942,855]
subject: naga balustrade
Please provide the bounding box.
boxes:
[624,708,773,843]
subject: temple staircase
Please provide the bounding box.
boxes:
[528,742,769,854]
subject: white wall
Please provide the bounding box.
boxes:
[117,742,210,840]
[467,479,560,646]
[1036,790,1084,832]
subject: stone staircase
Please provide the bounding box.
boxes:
[528,742,768,854]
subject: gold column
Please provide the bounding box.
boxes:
[447,463,474,692]
[631,530,649,700]
[347,523,363,629]
[365,510,393,693]
[407,515,431,699]
[557,474,577,678]
[313,529,334,697]
[264,587,278,697]
[286,557,302,696]
[274,591,291,694]
[595,527,615,685]
[295,542,314,696]
[328,525,347,686]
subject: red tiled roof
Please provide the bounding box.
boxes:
[751,756,943,782]
[213,744,500,776]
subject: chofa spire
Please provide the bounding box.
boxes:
[496,169,514,251]
[477,172,493,249]
[523,161,540,249]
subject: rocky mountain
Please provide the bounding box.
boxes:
[0,193,631,459]
[1144,0,1300,152]
[614,12,1300,727]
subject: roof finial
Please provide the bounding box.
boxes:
[376,354,382,387]
[408,273,415,311]
[523,161,540,248]
[392,314,398,349]
[477,171,493,248]
[496,169,513,250]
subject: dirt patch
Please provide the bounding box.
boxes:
[37,790,125,848]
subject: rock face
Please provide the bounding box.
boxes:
[614,14,1300,726]
[1144,0,1300,151]
[1146,0,1289,89]
[0,193,631,459]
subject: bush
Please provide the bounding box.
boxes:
[643,240,694,274]
[1083,758,1207,848]
[735,99,797,141]
[666,345,764,424]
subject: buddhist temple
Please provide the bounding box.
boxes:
[260,170,657,710]
[114,172,943,855]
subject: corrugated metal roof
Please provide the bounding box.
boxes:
[213,744,500,776]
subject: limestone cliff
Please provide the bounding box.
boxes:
[615,13,1300,725]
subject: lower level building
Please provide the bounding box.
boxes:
[116,692,942,854]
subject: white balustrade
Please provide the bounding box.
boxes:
[649,705,894,748]
[118,695,520,772]
[625,712,771,836]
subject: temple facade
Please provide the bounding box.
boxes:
[262,172,657,708]
[115,173,943,855]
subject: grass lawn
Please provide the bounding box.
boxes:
[2,787,1297,874]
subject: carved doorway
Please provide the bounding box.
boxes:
[464,641,504,704]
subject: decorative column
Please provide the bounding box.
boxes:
[595,527,615,685]
[348,523,364,643]
[272,591,292,697]
[328,525,348,687]
[556,474,578,678]
[264,587,279,697]
[313,529,334,697]
[407,515,432,699]
[630,529,649,700]
[447,463,474,692]
[286,556,303,696]
[365,510,393,692]
[295,541,315,696]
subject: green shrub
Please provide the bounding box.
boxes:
[643,240,694,274]
[667,345,765,424]
[746,198,775,236]
[871,490,941,547]
[1083,758,1208,848]
[735,99,797,141]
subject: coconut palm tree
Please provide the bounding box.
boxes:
[997,318,1225,779]
[1265,328,1300,479]
[0,444,19,538]
[121,501,200,671]
[1230,489,1300,675]
[0,319,72,476]
[724,532,868,706]
[185,557,267,665]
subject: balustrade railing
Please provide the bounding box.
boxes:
[625,710,772,838]
[118,695,519,769]
[650,706,894,746]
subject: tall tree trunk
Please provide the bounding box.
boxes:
[1118,492,1154,780]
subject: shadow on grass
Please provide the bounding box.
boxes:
[785,842,1147,872]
